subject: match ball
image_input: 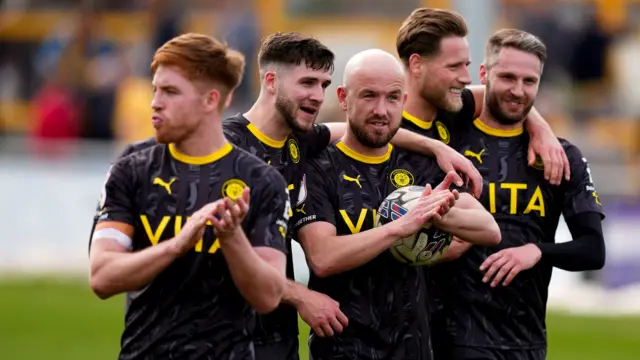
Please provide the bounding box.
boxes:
[376,186,452,266]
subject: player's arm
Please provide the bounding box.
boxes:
[431,191,501,246]
[469,85,570,185]
[535,145,606,271]
[324,122,482,197]
[89,163,185,299]
[295,160,450,277]
[215,173,289,314]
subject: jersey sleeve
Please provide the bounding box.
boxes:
[292,154,337,232]
[298,123,331,156]
[94,159,137,227]
[561,142,605,220]
[243,169,290,253]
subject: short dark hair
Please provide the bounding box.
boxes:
[258,32,335,73]
[396,8,468,66]
[485,29,547,69]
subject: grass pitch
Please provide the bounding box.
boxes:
[0,276,638,359]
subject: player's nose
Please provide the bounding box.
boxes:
[308,85,325,103]
[510,82,525,98]
[372,99,387,116]
[458,67,472,85]
[151,96,163,111]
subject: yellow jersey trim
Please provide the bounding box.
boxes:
[473,119,524,137]
[336,141,392,164]
[247,123,286,148]
[402,110,433,130]
[169,142,233,165]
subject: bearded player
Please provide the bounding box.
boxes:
[430,29,606,360]
[293,49,500,360]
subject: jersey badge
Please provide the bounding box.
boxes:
[436,121,450,144]
[222,179,247,200]
[390,169,415,188]
[532,155,545,170]
[288,138,301,164]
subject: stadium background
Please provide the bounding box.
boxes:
[1,0,639,358]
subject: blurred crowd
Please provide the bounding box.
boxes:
[0,0,638,194]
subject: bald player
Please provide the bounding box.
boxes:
[292,49,500,360]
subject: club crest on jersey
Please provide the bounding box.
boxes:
[390,169,414,188]
[390,201,408,221]
[436,121,450,145]
[532,156,544,170]
[288,139,300,164]
[222,179,247,200]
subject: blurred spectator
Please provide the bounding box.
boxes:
[29,71,81,140]
[216,0,259,115]
[79,11,124,140]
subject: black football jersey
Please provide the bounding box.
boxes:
[223,113,331,344]
[400,88,476,318]
[104,114,332,346]
[433,119,605,350]
[292,141,447,360]
[92,142,290,360]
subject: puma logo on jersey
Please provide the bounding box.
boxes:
[592,191,602,206]
[464,149,486,164]
[153,177,176,194]
[296,204,307,215]
[343,174,362,188]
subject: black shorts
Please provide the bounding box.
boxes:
[254,336,299,360]
[434,345,546,360]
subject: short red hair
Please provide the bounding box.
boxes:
[151,33,245,95]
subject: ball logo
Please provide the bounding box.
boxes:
[390,201,408,220]
[436,121,450,145]
[390,169,414,188]
[222,179,247,200]
[288,139,300,164]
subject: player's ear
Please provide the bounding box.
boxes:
[264,71,277,94]
[408,54,423,75]
[479,63,488,85]
[204,88,221,113]
[402,92,408,105]
[336,86,348,111]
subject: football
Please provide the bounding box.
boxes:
[376,185,452,266]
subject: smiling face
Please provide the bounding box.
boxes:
[337,52,406,148]
[273,64,332,133]
[481,47,542,125]
[417,36,472,113]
